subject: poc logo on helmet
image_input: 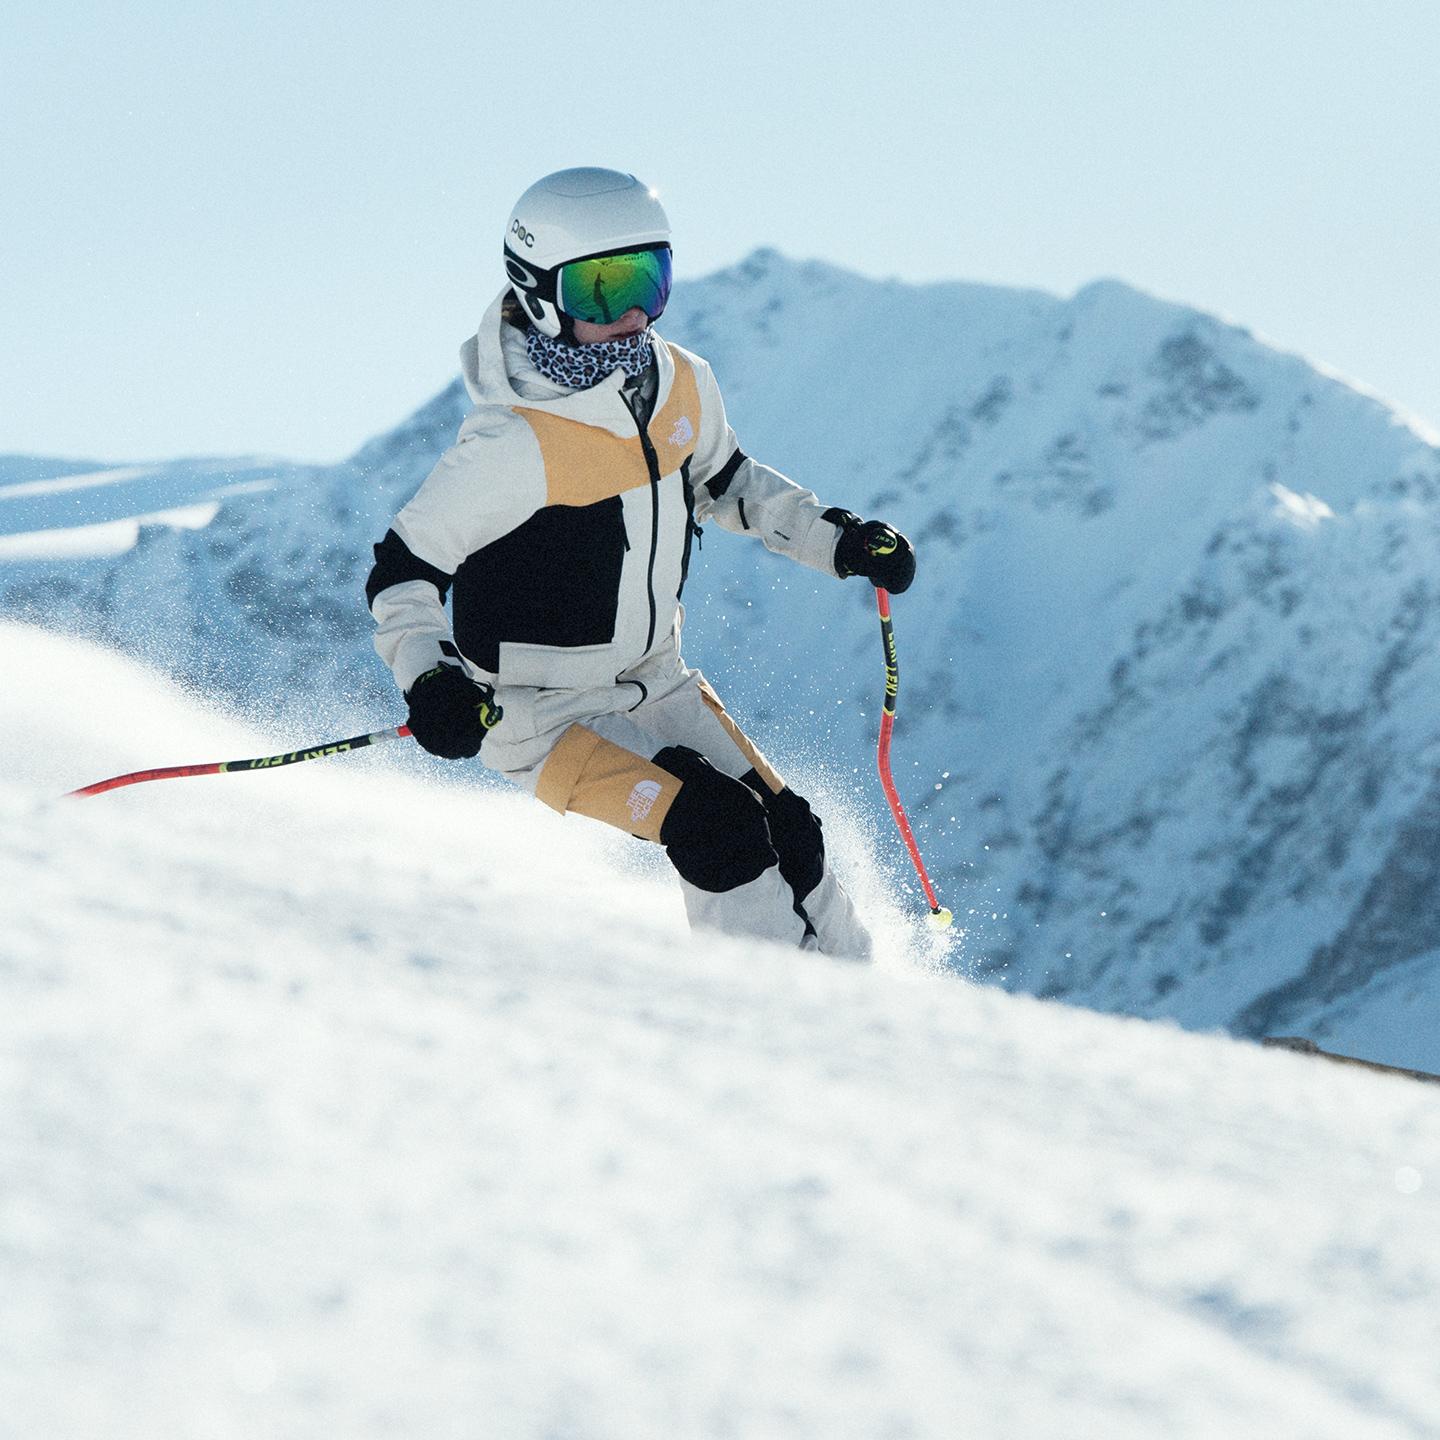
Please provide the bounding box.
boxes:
[510,219,536,248]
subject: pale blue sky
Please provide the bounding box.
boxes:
[4,0,1437,462]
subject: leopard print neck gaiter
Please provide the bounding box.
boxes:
[524,326,654,391]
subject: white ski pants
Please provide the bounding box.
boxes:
[499,668,872,960]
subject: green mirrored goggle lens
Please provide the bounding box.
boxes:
[558,247,672,325]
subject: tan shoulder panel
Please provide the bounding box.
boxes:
[512,347,701,508]
[514,409,652,508]
[649,347,701,476]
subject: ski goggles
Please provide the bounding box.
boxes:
[557,245,672,326]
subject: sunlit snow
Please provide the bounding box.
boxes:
[3,623,1439,1439]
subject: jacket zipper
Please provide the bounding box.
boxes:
[623,390,663,655]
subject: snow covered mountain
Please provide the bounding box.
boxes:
[6,251,1440,1068]
[5,623,1440,1440]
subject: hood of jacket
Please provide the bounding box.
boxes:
[459,286,669,435]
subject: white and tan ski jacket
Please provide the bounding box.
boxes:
[367,287,846,742]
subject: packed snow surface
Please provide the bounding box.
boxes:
[3,623,1439,1439]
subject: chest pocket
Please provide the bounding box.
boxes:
[452,498,628,673]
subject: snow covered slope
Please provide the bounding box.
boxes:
[5,253,1440,1069]
[3,622,1440,1440]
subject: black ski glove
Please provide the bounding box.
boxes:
[826,509,917,594]
[404,663,503,760]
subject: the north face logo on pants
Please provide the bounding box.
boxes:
[627,779,663,822]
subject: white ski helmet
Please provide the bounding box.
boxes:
[503,167,672,339]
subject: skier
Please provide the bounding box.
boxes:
[365,167,915,957]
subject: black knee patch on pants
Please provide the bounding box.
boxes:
[743,773,825,904]
[654,746,777,893]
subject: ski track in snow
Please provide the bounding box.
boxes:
[2,623,1439,1439]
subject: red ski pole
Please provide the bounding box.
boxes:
[874,587,952,929]
[65,724,412,798]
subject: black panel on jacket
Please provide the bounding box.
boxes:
[451,496,628,673]
[705,448,746,499]
[366,528,454,609]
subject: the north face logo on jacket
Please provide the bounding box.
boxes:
[669,415,695,447]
